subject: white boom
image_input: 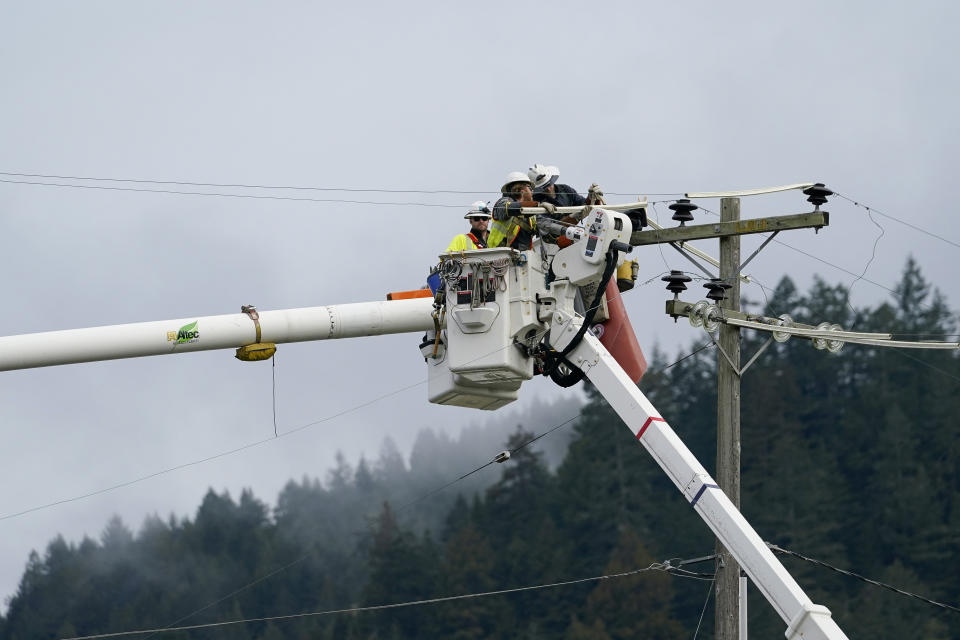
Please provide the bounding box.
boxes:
[562,331,846,639]
[1,207,850,638]
[0,298,434,371]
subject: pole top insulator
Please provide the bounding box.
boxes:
[662,270,692,296]
[668,199,699,226]
[704,278,732,302]
[802,183,833,208]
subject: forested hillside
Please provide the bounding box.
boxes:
[2,260,957,639]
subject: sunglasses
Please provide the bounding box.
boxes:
[471,216,491,222]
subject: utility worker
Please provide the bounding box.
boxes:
[446,201,491,251]
[528,164,592,208]
[489,171,552,250]
[528,164,642,292]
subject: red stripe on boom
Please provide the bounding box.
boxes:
[637,416,665,440]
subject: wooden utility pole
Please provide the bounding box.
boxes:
[715,196,742,640]
[648,187,832,639]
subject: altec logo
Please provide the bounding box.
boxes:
[167,321,199,344]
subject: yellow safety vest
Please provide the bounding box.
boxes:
[488,198,535,248]
[446,233,484,252]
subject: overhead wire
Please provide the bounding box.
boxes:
[0,280,661,523]
[841,203,886,329]
[58,557,710,640]
[0,321,548,522]
[0,170,685,197]
[0,377,427,522]
[4,171,959,256]
[123,339,718,637]
[769,543,960,615]
[691,574,716,640]
[5,173,957,630]
[834,192,960,252]
[695,203,943,318]
[0,178,465,208]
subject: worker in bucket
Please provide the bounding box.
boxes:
[489,171,547,250]
[446,201,491,251]
[528,164,592,208]
[528,164,642,291]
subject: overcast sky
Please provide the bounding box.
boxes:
[1,0,958,614]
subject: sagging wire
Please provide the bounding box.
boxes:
[144,337,718,638]
[0,178,467,208]
[768,543,960,615]
[0,319,549,523]
[2,269,645,524]
[835,192,960,252]
[650,202,675,274]
[58,557,710,640]
[271,354,278,438]
[692,574,716,640]
[0,170,687,198]
[839,200,886,330]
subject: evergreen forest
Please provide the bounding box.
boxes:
[1,259,958,639]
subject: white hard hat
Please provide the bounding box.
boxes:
[528,164,559,193]
[500,171,533,194]
[465,201,491,219]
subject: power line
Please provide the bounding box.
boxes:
[696,203,902,298]
[3,276,629,522]
[122,340,717,637]
[0,324,563,521]
[0,170,685,197]
[401,339,714,513]
[769,543,960,615]
[834,192,960,252]
[0,378,426,522]
[59,560,692,640]
[692,574,716,640]
[842,204,886,329]
[889,347,960,385]
[0,178,465,208]
[0,171,492,194]
[140,554,312,640]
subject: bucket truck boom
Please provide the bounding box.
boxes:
[0,205,849,638]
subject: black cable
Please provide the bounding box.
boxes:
[0,178,465,207]
[504,416,580,455]
[0,378,426,522]
[0,171,491,194]
[889,348,960,385]
[395,459,499,513]
[0,170,685,198]
[834,192,960,251]
[542,248,620,387]
[769,544,960,614]
[692,574,716,639]
[55,339,721,638]
[843,204,886,329]
[59,559,701,640]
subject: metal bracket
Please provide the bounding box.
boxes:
[736,230,779,275]
[669,242,717,280]
[709,332,774,377]
[241,305,262,343]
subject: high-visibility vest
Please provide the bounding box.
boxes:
[446,233,486,252]
[488,198,535,248]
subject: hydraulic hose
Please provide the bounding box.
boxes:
[545,248,620,387]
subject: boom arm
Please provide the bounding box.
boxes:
[1,206,851,638]
[560,329,848,639]
[0,298,435,371]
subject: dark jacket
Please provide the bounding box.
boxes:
[534,183,586,209]
[492,195,546,250]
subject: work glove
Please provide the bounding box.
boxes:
[539,202,557,214]
[587,183,605,205]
